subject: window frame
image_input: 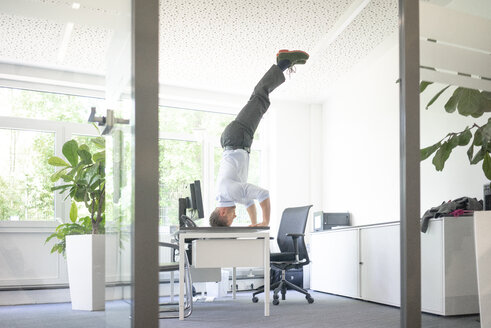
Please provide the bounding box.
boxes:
[0,115,100,227]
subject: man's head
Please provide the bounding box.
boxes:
[209,206,236,227]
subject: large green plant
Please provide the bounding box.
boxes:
[45,137,105,255]
[420,82,491,179]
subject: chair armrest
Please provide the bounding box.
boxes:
[159,242,179,262]
[286,233,304,238]
[159,242,179,250]
[285,233,304,262]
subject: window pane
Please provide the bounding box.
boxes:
[159,106,261,140]
[159,139,201,226]
[0,129,54,221]
[213,147,262,225]
[0,87,104,124]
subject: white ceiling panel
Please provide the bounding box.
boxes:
[0,13,64,67]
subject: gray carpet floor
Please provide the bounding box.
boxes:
[0,291,481,328]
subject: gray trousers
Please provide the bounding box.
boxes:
[220,65,285,149]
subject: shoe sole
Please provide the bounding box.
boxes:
[276,49,309,58]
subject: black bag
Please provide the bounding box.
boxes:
[421,197,482,233]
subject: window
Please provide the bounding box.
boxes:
[159,105,266,227]
[0,87,103,223]
[159,139,202,225]
[0,87,104,123]
[0,129,54,221]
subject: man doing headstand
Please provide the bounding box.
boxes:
[209,50,309,227]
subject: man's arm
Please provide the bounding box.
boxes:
[246,204,257,225]
[250,197,270,227]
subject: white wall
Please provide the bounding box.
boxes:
[322,37,488,227]
[266,100,322,246]
[322,43,400,226]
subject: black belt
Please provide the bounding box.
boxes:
[223,146,250,153]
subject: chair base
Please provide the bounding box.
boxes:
[252,274,314,305]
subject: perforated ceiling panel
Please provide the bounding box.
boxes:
[159,0,356,100]
[287,0,399,101]
[0,13,64,66]
[63,25,113,73]
[0,0,401,101]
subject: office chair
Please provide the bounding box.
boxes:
[252,205,314,305]
[159,242,193,319]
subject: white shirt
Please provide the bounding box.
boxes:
[215,149,269,207]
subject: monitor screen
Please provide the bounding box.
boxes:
[190,180,204,219]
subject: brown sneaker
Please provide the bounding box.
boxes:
[276,49,309,67]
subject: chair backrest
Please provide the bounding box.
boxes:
[276,205,313,263]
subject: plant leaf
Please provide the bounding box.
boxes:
[50,168,69,182]
[93,151,105,162]
[79,144,90,152]
[77,149,92,165]
[426,85,450,109]
[471,147,485,165]
[420,142,441,161]
[432,142,452,171]
[483,152,491,180]
[92,137,105,149]
[467,144,474,162]
[458,128,472,146]
[62,140,79,167]
[448,135,459,149]
[474,127,483,146]
[482,120,491,146]
[444,87,463,113]
[420,81,433,93]
[481,91,491,113]
[458,88,482,117]
[69,201,78,223]
[48,156,69,167]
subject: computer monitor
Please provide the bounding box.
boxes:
[189,180,204,219]
[178,180,205,228]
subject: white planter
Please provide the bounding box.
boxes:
[66,234,105,311]
[474,211,491,328]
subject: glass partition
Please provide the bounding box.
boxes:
[419,0,490,326]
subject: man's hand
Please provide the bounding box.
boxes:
[249,222,269,227]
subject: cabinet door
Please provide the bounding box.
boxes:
[360,224,400,306]
[310,230,360,298]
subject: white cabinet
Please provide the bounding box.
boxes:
[310,217,479,316]
[360,223,400,306]
[310,228,359,298]
[421,216,478,315]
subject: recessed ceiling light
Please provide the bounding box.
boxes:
[72,2,81,10]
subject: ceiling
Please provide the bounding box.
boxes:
[0,0,486,103]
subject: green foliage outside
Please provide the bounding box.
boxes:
[0,88,103,222]
[0,130,54,221]
[45,136,106,255]
[159,139,201,225]
[420,82,491,179]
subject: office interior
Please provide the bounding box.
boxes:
[0,0,489,327]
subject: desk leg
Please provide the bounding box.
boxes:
[264,237,270,316]
[232,267,237,299]
[179,236,185,320]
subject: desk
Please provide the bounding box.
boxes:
[179,227,270,320]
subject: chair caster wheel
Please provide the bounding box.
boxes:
[273,299,280,305]
[306,296,314,304]
[252,297,258,303]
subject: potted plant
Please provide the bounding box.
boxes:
[45,136,106,311]
[419,82,491,178]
